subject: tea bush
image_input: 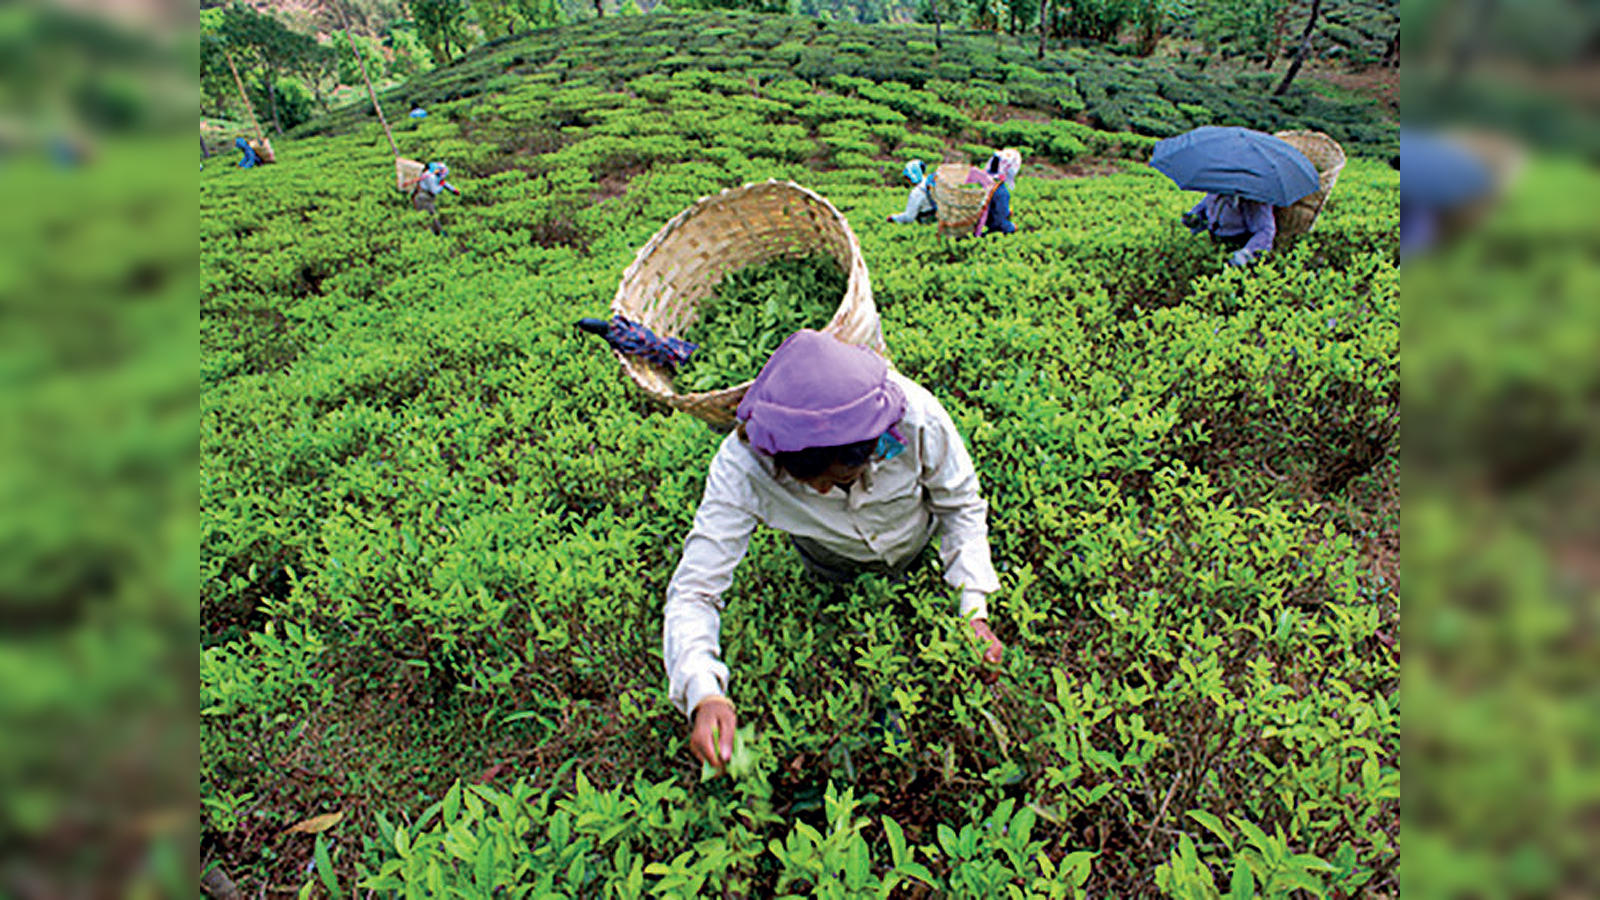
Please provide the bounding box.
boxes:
[294,13,1395,157]
[204,10,1398,897]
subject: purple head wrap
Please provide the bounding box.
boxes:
[735,330,906,455]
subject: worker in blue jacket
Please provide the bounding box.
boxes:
[234,137,260,168]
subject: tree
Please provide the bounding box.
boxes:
[199,22,240,118]
[1273,0,1320,94]
[1197,0,1285,66]
[1037,0,1047,58]
[1132,0,1181,57]
[1061,0,1134,43]
[218,3,319,134]
[471,0,516,36]
[385,23,436,77]
[291,42,340,113]
[333,31,381,85]
[410,0,470,64]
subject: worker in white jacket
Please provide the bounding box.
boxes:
[663,329,1005,772]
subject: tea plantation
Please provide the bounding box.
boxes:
[202,11,1398,896]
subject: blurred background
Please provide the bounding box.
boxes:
[0,0,196,896]
[1400,0,1600,896]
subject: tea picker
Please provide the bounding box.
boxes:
[977,149,1021,236]
[234,136,261,169]
[331,0,458,231]
[886,159,938,224]
[400,162,461,235]
[220,46,275,165]
[664,330,1007,773]
[1153,126,1320,267]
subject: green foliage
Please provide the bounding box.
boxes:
[410,0,472,64]
[332,31,387,89]
[294,14,1393,156]
[385,23,438,78]
[1057,0,1133,42]
[1195,0,1285,64]
[677,254,846,392]
[208,2,323,134]
[357,775,1096,897]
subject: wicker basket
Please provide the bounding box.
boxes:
[932,163,999,237]
[610,180,885,429]
[396,157,425,191]
[1272,130,1347,247]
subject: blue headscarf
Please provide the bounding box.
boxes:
[903,159,932,186]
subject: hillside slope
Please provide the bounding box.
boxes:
[296,12,1396,155]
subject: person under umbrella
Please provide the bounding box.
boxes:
[1182,193,1277,267]
[1153,126,1320,268]
[400,161,460,234]
[664,329,1007,773]
[887,158,938,224]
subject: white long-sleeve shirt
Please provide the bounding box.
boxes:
[889,183,936,224]
[662,373,1000,718]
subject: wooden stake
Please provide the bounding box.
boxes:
[333,0,399,158]
[223,46,268,151]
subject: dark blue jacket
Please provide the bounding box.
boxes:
[235,137,260,168]
[985,182,1016,234]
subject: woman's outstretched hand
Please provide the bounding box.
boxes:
[970,618,1005,684]
[690,697,737,771]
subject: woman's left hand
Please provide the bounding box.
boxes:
[970,618,1005,683]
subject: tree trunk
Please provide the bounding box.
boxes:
[1138,0,1160,57]
[593,0,603,17]
[1037,0,1047,59]
[261,72,284,134]
[309,75,329,113]
[200,134,211,159]
[1381,28,1398,68]
[1273,0,1321,95]
[931,0,942,49]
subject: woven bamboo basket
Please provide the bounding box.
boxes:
[254,138,277,165]
[396,157,425,191]
[1272,130,1346,247]
[932,163,999,237]
[610,180,885,429]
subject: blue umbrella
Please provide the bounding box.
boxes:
[1151,126,1319,206]
[1399,130,1492,209]
[577,316,698,369]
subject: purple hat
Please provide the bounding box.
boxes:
[736,330,905,454]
